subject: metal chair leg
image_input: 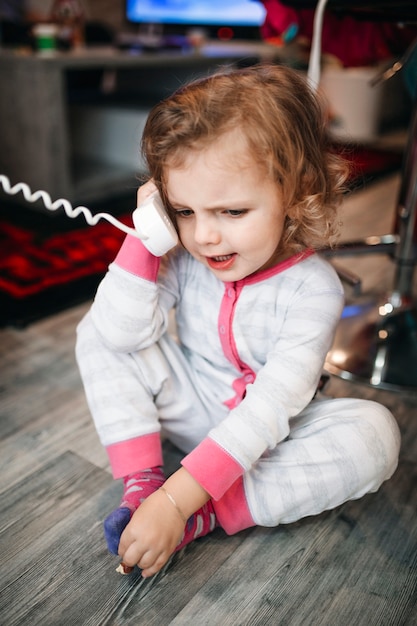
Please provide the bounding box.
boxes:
[325,98,417,391]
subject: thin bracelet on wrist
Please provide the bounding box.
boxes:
[160,486,188,524]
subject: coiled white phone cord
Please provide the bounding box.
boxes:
[0,174,146,240]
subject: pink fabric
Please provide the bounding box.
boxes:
[260,0,417,68]
[114,234,160,282]
[175,500,217,550]
[217,281,243,367]
[181,437,245,501]
[106,432,163,479]
[217,281,256,408]
[120,467,165,511]
[241,249,314,285]
[213,476,255,535]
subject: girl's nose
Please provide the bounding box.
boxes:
[193,215,221,246]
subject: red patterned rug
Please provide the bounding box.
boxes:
[0,145,403,327]
[0,194,133,327]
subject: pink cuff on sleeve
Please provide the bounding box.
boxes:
[213,476,255,535]
[106,432,163,479]
[181,437,244,501]
[114,235,160,282]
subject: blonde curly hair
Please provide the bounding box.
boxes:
[141,63,349,256]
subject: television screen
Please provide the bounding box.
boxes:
[125,1,266,39]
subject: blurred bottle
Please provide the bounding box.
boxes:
[50,0,85,49]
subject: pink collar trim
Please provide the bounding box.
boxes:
[226,249,315,287]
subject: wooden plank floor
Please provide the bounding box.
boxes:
[1,172,417,625]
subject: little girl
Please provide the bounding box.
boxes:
[76,64,400,579]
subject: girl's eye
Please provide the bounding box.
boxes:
[225,209,247,217]
[175,209,193,218]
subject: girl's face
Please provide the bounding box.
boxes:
[165,129,286,282]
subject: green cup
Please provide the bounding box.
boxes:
[33,24,58,54]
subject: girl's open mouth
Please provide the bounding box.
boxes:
[206,254,237,270]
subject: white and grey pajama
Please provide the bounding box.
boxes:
[76,236,400,534]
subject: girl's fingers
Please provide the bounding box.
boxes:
[137,180,158,206]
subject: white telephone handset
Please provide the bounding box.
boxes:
[132,192,178,257]
[0,174,178,257]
